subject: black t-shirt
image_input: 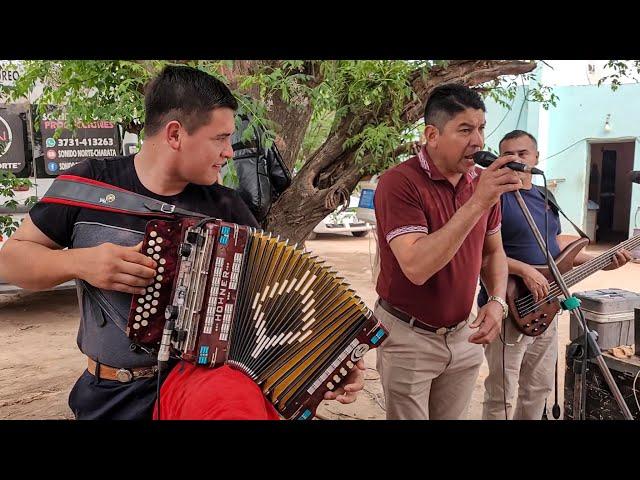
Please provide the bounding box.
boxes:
[31,155,259,248]
[29,155,259,368]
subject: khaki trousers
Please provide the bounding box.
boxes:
[482,316,557,420]
[375,301,484,420]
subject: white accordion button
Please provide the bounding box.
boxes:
[136,307,143,313]
[340,367,347,376]
[147,248,154,255]
[148,240,155,247]
[143,303,151,310]
[157,267,165,273]
[155,283,161,289]
[156,275,163,281]
[156,237,163,243]
[153,291,160,298]
[150,308,157,314]
[138,298,144,304]
[151,300,159,306]
[152,254,160,260]
[154,246,161,252]
[145,295,152,301]
[159,258,166,265]
[147,286,154,293]
[326,382,335,390]
[142,311,150,319]
[134,315,141,321]
[346,361,354,369]
[333,375,341,383]
[133,323,140,330]
[150,231,157,238]
[141,320,148,327]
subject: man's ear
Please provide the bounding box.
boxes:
[535,150,540,165]
[165,120,182,150]
[424,124,440,148]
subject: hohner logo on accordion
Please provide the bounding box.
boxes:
[127,217,387,419]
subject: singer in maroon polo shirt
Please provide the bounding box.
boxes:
[373,84,523,420]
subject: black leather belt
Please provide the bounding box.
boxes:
[377,298,464,335]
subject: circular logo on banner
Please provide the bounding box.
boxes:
[48,162,59,172]
[0,116,13,158]
[46,149,57,160]
[350,343,370,363]
[45,137,56,148]
[105,194,116,203]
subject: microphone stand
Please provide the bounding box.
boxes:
[512,189,634,420]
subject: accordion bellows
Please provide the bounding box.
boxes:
[127,217,387,420]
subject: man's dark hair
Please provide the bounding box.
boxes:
[423,83,486,130]
[499,129,538,150]
[144,65,238,136]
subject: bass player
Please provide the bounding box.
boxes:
[478,129,632,420]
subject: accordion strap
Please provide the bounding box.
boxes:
[41,174,207,219]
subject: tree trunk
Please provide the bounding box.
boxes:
[225,61,323,172]
[263,60,537,244]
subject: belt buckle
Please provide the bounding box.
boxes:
[435,327,448,335]
[115,368,133,383]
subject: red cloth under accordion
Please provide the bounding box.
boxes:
[154,361,280,420]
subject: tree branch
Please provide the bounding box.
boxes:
[401,60,537,125]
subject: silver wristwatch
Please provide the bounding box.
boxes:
[487,295,509,319]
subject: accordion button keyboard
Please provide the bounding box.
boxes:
[326,382,335,390]
[150,308,157,314]
[152,300,159,306]
[346,360,354,369]
[145,295,152,301]
[154,246,161,252]
[148,240,155,246]
[156,237,163,244]
[133,322,140,330]
[340,367,347,376]
[141,320,148,327]
[153,254,160,260]
[136,307,143,313]
[154,283,161,289]
[147,286,154,293]
[138,298,144,304]
[159,258,166,265]
[147,248,154,255]
[157,267,165,273]
[150,231,157,238]
[142,311,150,319]
[333,375,341,383]
[156,275,163,281]
[153,291,160,298]
[135,315,141,321]
[143,303,151,310]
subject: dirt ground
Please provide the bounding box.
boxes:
[1,231,638,420]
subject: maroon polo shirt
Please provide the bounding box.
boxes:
[375,146,501,328]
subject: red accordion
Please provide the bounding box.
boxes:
[127,217,387,420]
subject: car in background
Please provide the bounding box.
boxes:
[309,192,374,239]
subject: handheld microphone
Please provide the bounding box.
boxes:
[473,151,544,175]
[628,171,640,184]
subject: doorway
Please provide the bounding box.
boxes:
[588,141,635,244]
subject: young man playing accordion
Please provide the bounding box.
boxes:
[0,65,365,420]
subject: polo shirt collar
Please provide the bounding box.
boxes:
[418,145,478,184]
